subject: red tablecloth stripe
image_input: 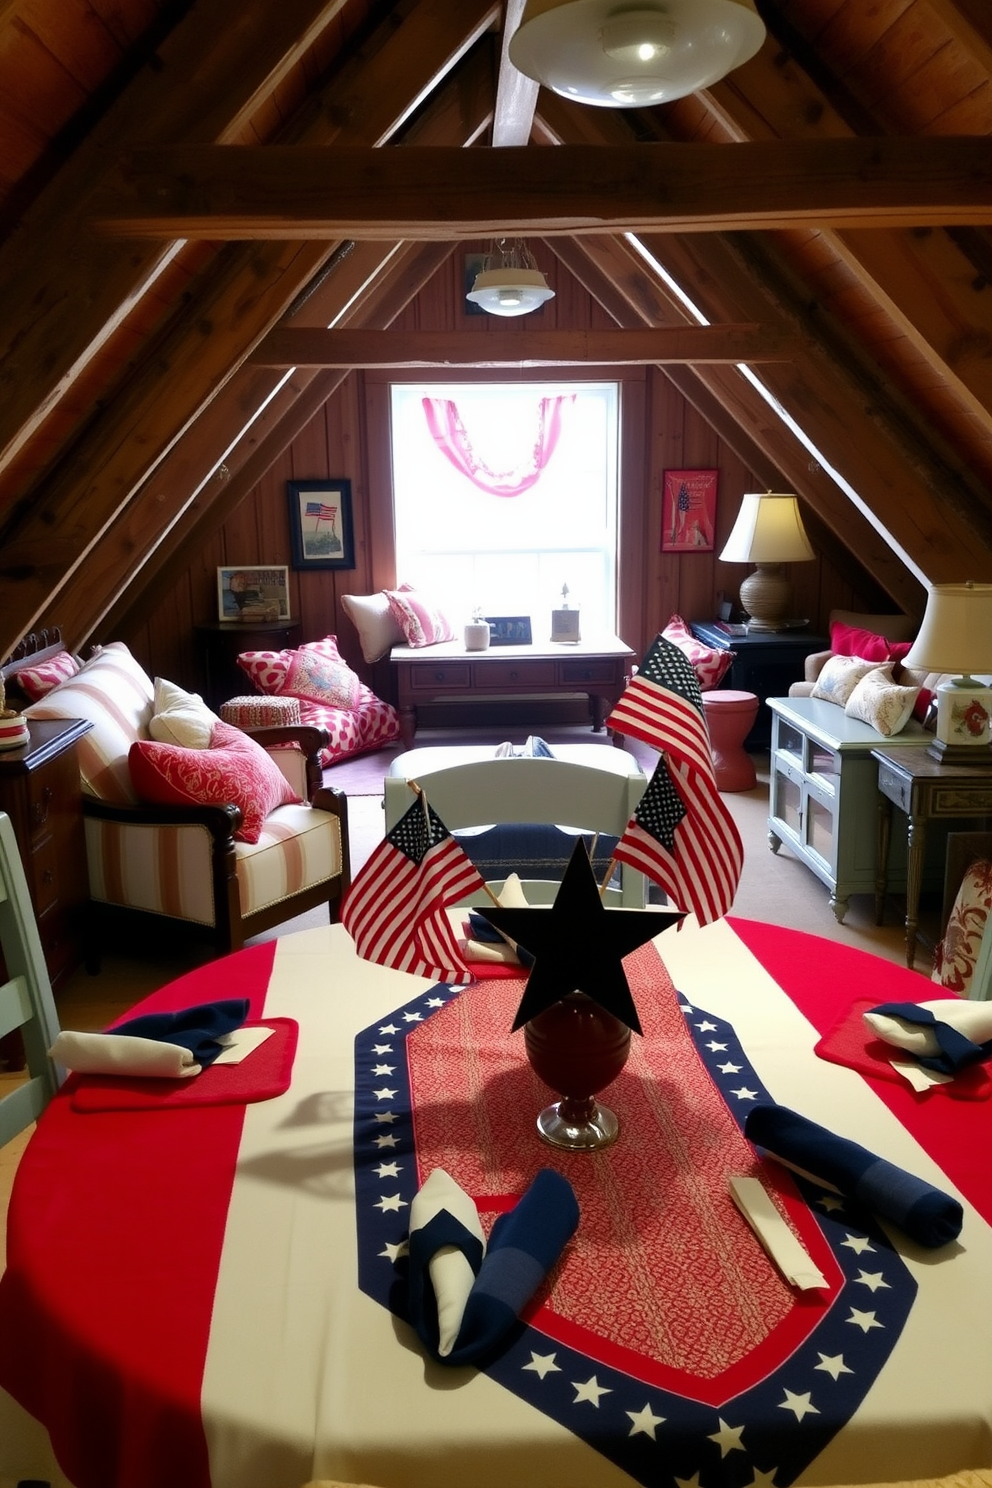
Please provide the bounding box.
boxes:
[728,918,992,1223]
[0,939,278,1488]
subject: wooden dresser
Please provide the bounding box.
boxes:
[0,717,92,991]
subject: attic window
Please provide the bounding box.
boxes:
[390,381,619,632]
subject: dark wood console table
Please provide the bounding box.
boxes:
[390,635,636,749]
[196,619,302,709]
[872,745,992,968]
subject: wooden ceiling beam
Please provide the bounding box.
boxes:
[248,324,805,367]
[0,0,357,482]
[47,44,497,648]
[92,138,992,239]
[0,0,500,659]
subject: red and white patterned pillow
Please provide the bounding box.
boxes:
[283,646,361,711]
[128,720,299,844]
[14,650,80,701]
[237,636,359,700]
[384,587,455,648]
[660,615,735,691]
[933,858,992,996]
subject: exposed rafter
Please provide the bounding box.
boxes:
[92,138,992,239]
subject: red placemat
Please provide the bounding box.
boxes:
[814,996,992,1100]
[69,1017,298,1112]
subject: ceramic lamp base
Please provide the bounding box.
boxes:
[739,563,792,631]
[929,676,992,765]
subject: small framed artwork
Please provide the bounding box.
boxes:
[287,479,355,570]
[661,468,718,553]
[485,616,533,646]
[551,608,581,643]
[217,565,291,623]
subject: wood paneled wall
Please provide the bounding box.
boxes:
[116,249,893,695]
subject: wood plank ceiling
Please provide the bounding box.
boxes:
[1,0,991,659]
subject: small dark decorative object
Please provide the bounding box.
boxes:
[485,616,533,646]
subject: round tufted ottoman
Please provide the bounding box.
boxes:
[700,690,759,792]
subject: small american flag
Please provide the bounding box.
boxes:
[305,501,337,522]
[341,797,484,979]
[608,635,743,923]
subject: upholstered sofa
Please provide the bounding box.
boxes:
[17,642,350,957]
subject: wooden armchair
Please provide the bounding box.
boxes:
[11,641,350,959]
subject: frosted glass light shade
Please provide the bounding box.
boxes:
[465,268,556,317]
[508,0,766,108]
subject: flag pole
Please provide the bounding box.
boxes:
[599,856,618,899]
[408,779,502,908]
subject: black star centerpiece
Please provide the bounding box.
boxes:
[478,839,683,1151]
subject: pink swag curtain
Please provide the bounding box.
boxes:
[422,395,574,497]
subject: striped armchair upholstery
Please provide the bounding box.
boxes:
[24,644,350,956]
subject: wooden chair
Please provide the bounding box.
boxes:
[383,753,648,906]
[0,811,62,1145]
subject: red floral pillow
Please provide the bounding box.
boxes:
[128,720,299,844]
[384,587,455,648]
[282,645,361,711]
[660,615,734,691]
[933,859,992,995]
[14,650,80,700]
[237,635,361,706]
[829,621,913,665]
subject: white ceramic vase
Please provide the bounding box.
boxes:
[464,621,491,651]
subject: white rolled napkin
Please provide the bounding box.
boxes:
[409,1168,486,1356]
[863,999,992,1057]
[50,1030,201,1078]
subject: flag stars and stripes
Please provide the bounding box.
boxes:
[854,1270,890,1292]
[816,1194,846,1212]
[841,1234,875,1253]
[425,996,446,1007]
[378,1025,399,1035]
[371,1043,393,1054]
[708,1418,746,1455]
[814,1353,854,1380]
[373,1087,398,1100]
[779,1389,819,1422]
[372,1064,395,1076]
[572,1376,612,1407]
[522,1352,561,1379]
[374,1161,401,1178]
[379,1239,408,1263]
[706,1041,729,1051]
[375,1194,408,1213]
[847,1308,884,1333]
[717,1061,743,1074]
[695,1020,718,1032]
[627,1403,666,1438]
[373,1133,399,1148]
[403,1011,424,1023]
[373,1111,398,1124]
[730,1086,759,1100]
[747,1468,781,1488]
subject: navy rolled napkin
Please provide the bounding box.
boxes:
[744,1102,963,1249]
[864,1000,992,1076]
[466,912,535,967]
[408,1167,579,1366]
[112,998,250,1068]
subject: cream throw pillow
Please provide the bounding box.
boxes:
[810,654,879,707]
[149,677,219,749]
[340,592,404,663]
[844,663,919,736]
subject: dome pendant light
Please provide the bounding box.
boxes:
[508,0,766,108]
[466,238,556,318]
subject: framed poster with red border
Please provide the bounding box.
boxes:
[661,469,718,552]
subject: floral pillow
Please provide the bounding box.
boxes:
[810,654,880,707]
[282,646,361,711]
[237,635,360,704]
[384,587,455,648]
[13,649,80,701]
[843,664,920,736]
[933,858,992,995]
[128,720,299,843]
[660,615,734,691]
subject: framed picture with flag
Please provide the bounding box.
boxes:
[661,468,717,553]
[287,479,355,570]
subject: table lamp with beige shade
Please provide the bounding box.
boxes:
[903,581,992,764]
[719,491,815,632]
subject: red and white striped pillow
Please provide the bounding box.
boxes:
[384,588,455,648]
[14,649,80,700]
